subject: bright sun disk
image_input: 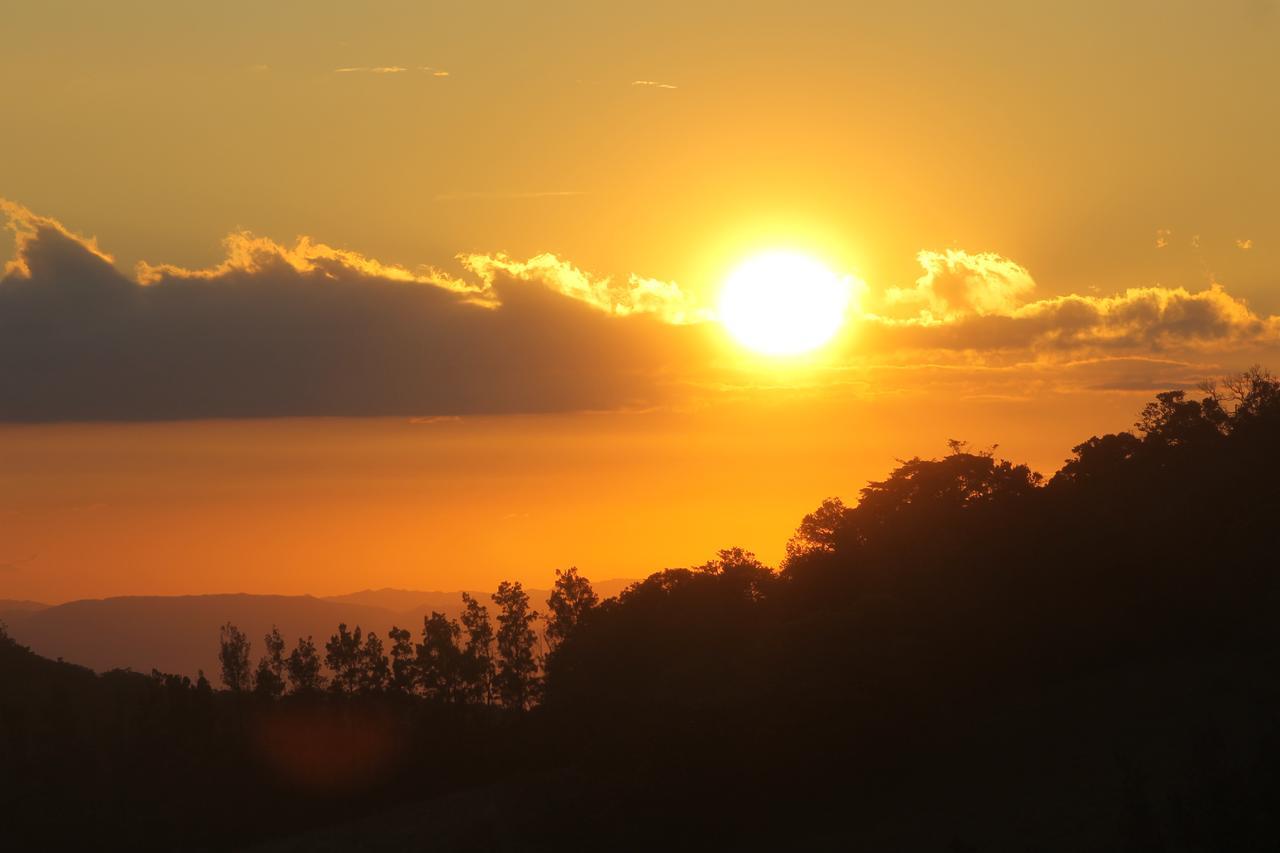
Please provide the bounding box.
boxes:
[718,251,851,356]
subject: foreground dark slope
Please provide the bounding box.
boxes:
[4,372,1280,850]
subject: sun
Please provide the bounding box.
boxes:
[718,251,851,356]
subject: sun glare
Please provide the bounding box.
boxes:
[718,251,851,356]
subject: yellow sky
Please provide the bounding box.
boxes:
[1,1,1278,602]
[2,1,1276,304]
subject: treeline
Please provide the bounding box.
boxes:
[5,368,1280,850]
[212,573,598,709]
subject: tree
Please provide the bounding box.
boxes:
[545,567,599,652]
[253,625,286,698]
[325,623,364,694]
[217,622,251,693]
[416,612,464,702]
[460,592,495,704]
[1135,390,1225,447]
[285,636,325,693]
[359,631,390,693]
[195,669,213,696]
[493,581,540,709]
[387,626,417,694]
[783,497,847,565]
[696,547,775,601]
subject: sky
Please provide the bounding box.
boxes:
[2,1,1278,603]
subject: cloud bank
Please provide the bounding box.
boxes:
[859,249,1278,357]
[0,201,710,421]
[2,199,1275,421]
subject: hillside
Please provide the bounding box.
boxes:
[4,375,1280,850]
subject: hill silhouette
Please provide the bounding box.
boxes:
[4,370,1280,850]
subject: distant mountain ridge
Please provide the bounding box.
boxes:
[321,578,635,614]
[0,599,49,612]
[1,580,636,679]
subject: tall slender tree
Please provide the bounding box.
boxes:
[545,567,599,653]
[253,625,287,698]
[416,612,464,702]
[325,623,364,694]
[217,622,251,693]
[387,626,417,694]
[460,592,496,704]
[493,581,540,709]
[359,631,390,693]
[286,636,325,693]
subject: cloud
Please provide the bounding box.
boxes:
[0,201,712,422]
[433,190,585,202]
[860,249,1278,357]
[1156,228,1172,248]
[2,200,1275,421]
[882,250,1036,322]
[417,67,450,77]
[334,66,408,74]
[631,80,677,89]
[1237,238,1254,250]
[460,252,710,325]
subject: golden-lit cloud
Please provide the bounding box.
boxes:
[0,200,712,421]
[334,66,409,74]
[1237,238,1254,250]
[0,198,115,277]
[2,199,1276,422]
[631,80,677,89]
[881,250,1036,322]
[860,249,1278,357]
[136,231,485,301]
[459,252,710,325]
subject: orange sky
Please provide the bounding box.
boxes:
[2,391,1151,604]
[1,1,1278,603]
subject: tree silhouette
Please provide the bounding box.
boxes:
[285,635,324,693]
[545,566,599,652]
[416,612,464,702]
[217,622,251,693]
[195,668,212,696]
[783,496,847,565]
[253,625,286,698]
[493,581,539,709]
[387,625,416,694]
[459,592,496,704]
[324,623,364,694]
[358,631,390,693]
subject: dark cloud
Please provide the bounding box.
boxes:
[0,204,711,422]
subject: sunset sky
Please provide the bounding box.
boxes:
[3,1,1278,603]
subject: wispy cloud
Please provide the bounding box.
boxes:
[334,66,408,74]
[631,80,677,89]
[1237,238,1254,250]
[434,190,585,202]
[417,66,450,77]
